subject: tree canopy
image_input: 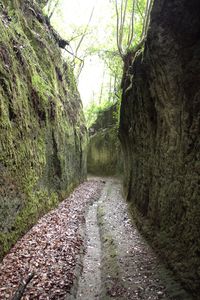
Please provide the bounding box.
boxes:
[43,0,153,126]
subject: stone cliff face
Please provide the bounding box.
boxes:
[0,0,87,259]
[87,104,121,176]
[119,0,200,295]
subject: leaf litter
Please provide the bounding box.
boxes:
[0,180,104,300]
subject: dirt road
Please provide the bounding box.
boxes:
[0,178,192,299]
[74,178,191,300]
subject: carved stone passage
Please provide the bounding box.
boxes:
[119,0,200,296]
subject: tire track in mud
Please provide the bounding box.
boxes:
[75,201,101,300]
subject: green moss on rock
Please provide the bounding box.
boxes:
[0,1,87,259]
[87,128,120,176]
[87,104,122,176]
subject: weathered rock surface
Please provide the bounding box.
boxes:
[87,104,121,176]
[0,0,87,259]
[119,0,200,296]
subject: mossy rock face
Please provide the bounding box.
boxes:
[87,105,122,176]
[87,128,119,176]
[119,0,200,296]
[0,1,87,259]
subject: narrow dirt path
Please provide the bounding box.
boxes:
[0,178,193,300]
[72,177,192,300]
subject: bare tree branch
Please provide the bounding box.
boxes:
[69,31,91,43]
[141,0,153,39]
[115,0,123,58]
[74,6,95,58]
[115,0,153,60]
[120,0,128,51]
[12,273,35,300]
[127,0,136,48]
[76,59,85,79]
[64,48,83,62]
[47,0,59,20]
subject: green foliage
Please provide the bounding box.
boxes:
[84,100,115,128]
[42,0,150,112]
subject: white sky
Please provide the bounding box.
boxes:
[51,0,114,107]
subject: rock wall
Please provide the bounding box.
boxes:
[119,0,200,295]
[0,0,87,259]
[87,104,121,176]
